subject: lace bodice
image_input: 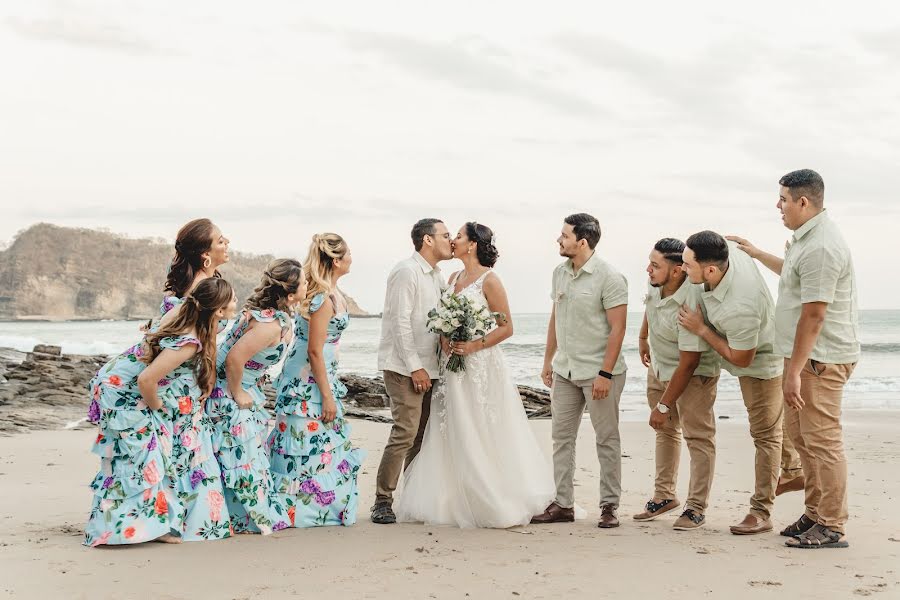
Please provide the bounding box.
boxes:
[448,270,491,308]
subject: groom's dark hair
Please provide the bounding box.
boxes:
[412,218,444,251]
[564,213,601,249]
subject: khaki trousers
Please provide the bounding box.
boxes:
[781,418,803,479]
[783,359,855,533]
[550,372,626,509]
[374,370,433,504]
[647,371,718,514]
[738,375,784,520]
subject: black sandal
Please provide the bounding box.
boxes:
[371,502,396,525]
[780,514,816,538]
[785,524,848,549]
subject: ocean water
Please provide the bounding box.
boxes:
[1,311,898,419]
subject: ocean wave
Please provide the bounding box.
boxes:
[861,343,900,354]
[0,334,123,357]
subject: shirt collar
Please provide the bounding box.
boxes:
[710,262,734,302]
[566,252,598,276]
[412,252,439,275]
[792,209,828,242]
[653,278,691,307]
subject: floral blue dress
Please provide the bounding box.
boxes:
[207,308,293,534]
[84,335,199,546]
[268,293,366,527]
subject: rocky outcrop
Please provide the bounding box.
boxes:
[0,345,551,435]
[0,223,369,320]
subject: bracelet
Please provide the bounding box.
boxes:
[638,336,648,340]
[598,370,612,380]
[481,336,487,345]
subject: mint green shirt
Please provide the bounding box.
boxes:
[700,241,783,380]
[646,280,721,382]
[551,253,628,380]
[775,210,860,363]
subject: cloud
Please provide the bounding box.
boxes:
[5,15,170,56]
[339,30,602,117]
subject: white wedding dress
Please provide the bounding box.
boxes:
[394,271,556,528]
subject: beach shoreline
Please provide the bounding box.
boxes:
[0,413,897,599]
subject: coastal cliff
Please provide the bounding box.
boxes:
[0,223,369,320]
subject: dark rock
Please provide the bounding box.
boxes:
[33,344,62,357]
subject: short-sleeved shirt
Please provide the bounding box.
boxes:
[551,252,628,380]
[699,241,783,380]
[775,210,860,363]
[646,280,721,382]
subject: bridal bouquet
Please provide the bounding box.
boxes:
[426,293,504,373]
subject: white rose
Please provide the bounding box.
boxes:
[451,318,461,327]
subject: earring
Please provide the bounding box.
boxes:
[203,257,212,269]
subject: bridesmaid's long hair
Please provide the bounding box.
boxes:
[245,258,304,314]
[300,233,347,318]
[142,278,234,394]
[164,218,221,298]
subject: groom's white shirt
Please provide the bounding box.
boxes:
[377,252,444,379]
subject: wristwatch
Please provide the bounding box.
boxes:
[656,402,670,414]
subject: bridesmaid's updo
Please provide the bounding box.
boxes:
[301,233,348,318]
[165,218,221,298]
[464,222,499,268]
[143,278,235,395]
[245,258,304,314]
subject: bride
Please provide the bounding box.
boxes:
[394,222,556,528]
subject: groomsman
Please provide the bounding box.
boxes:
[730,169,859,549]
[634,238,721,530]
[532,213,628,529]
[678,231,784,535]
[372,218,454,525]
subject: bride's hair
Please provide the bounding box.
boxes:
[464,222,499,268]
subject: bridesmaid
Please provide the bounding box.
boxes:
[207,259,306,534]
[84,277,236,546]
[147,218,230,330]
[268,234,366,528]
[165,278,238,542]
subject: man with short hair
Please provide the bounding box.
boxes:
[531,213,628,529]
[729,169,859,549]
[634,238,721,530]
[372,218,454,524]
[678,230,784,535]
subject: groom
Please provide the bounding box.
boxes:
[371,218,454,524]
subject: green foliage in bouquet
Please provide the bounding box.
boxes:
[426,293,505,373]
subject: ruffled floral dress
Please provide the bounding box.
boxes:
[169,347,232,542]
[207,308,293,534]
[84,336,199,546]
[268,293,366,527]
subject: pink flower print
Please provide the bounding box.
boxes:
[90,531,112,547]
[99,499,114,512]
[260,309,275,318]
[143,460,161,486]
[180,429,199,451]
[320,452,332,466]
[230,424,243,437]
[244,359,265,370]
[208,489,225,521]
[143,488,153,502]
[157,378,171,387]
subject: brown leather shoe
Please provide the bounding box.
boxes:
[776,475,805,496]
[730,513,773,535]
[530,502,575,524]
[598,504,620,528]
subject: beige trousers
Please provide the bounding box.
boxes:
[647,371,719,514]
[783,359,855,533]
[550,372,626,509]
[374,370,433,504]
[737,375,784,520]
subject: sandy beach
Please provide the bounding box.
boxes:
[1,411,898,600]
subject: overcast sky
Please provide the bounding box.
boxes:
[2,1,898,313]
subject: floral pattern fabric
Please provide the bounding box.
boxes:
[207,308,293,534]
[268,293,366,528]
[83,335,202,546]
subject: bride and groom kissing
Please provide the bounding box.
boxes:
[371,214,627,529]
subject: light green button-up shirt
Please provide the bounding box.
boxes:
[551,253,628,380]
[700,241,783,380]
[775,210,860,363]
[646,280,721,382]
